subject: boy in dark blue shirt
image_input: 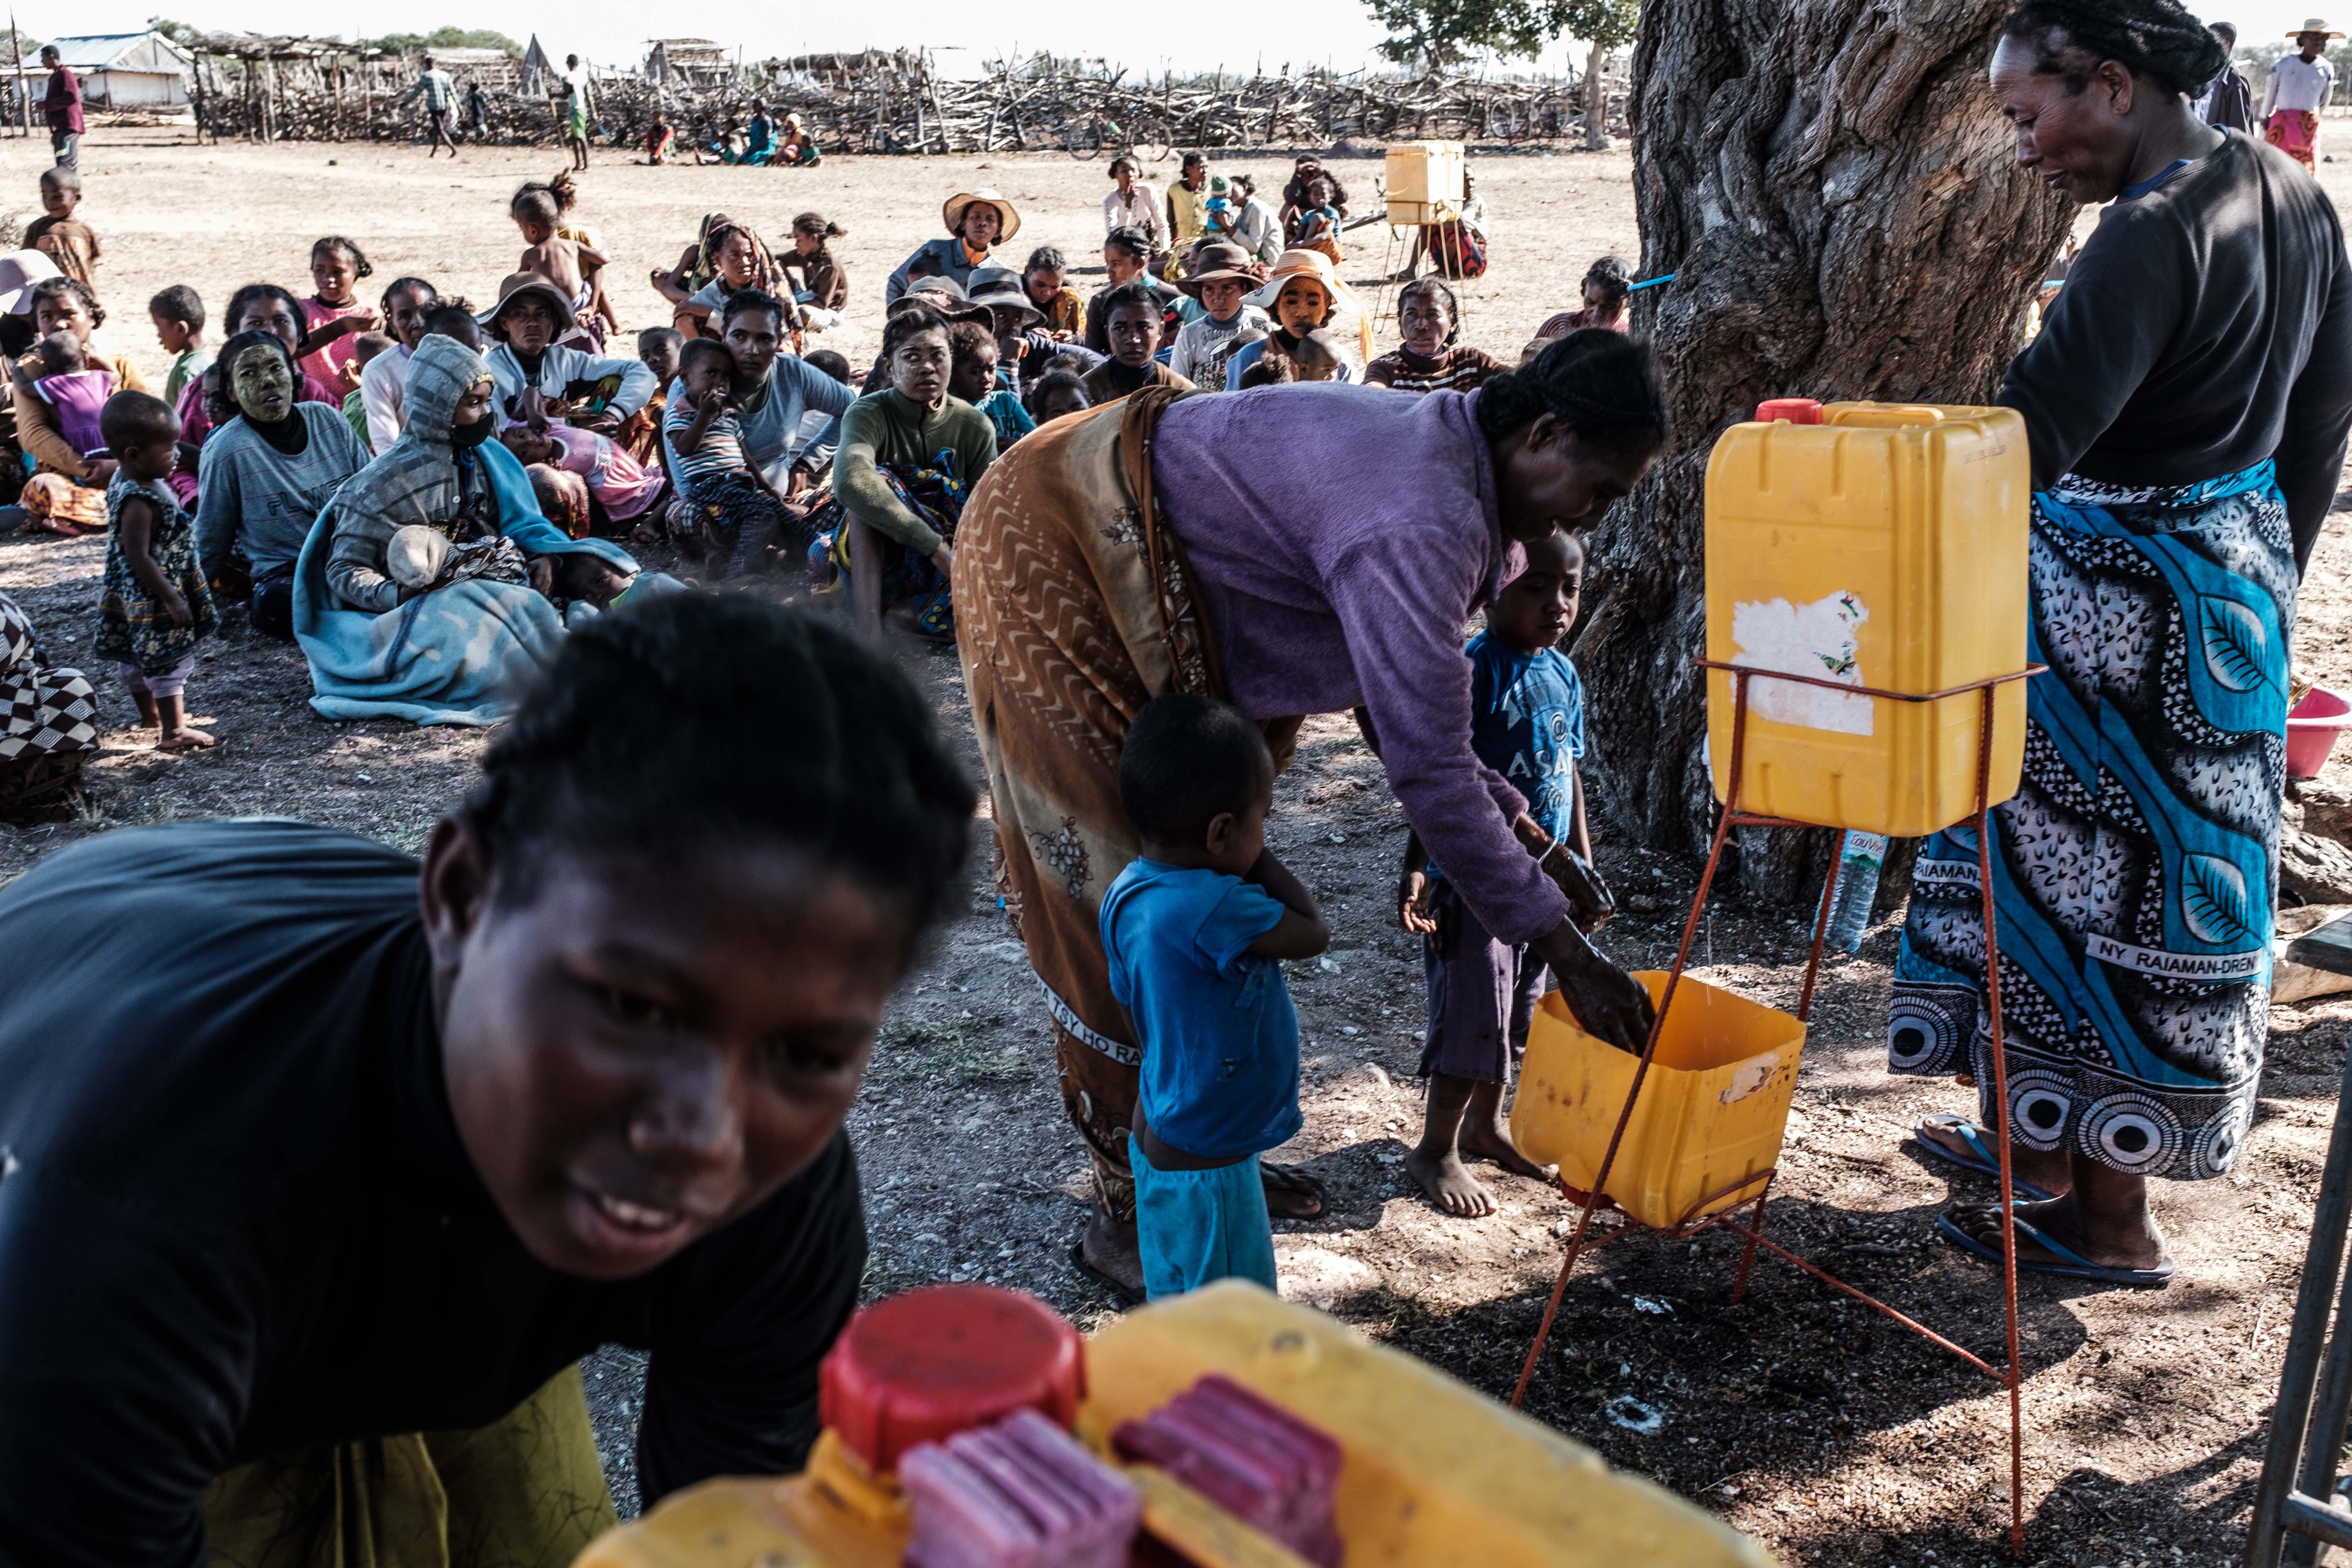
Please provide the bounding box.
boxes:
[1101,694,1331,1299]
[1400,530,1596,1218]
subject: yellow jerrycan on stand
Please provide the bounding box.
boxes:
[1703,399,2031,835]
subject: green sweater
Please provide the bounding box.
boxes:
[831,388,997,556]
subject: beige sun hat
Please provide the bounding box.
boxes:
[1244,248,1345,313]
[2289,16,2347,35]
[475,271,577,331]
[942,188,1022,242]
[386,525,451,590]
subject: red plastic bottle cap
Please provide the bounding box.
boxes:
[1755,398,1824,425]
[818,1285,1086,1473]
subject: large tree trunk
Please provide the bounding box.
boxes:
[1573,0,2074,897]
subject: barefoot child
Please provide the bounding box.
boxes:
[511,173,612,349]
[94,391,216,749]
[663,337,792,572]
[1400,530,1595,1218]
[1102,694,1331,1299]
[149,285,210,409]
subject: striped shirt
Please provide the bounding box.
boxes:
[1363,345,1507,395]
[662,397,752,492]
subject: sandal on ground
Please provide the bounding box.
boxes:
[1934,1210,2175,1289]
[1067,1242,1144,1306]
[1912,1113,2058,1203]
[1259,1160,1326,1220]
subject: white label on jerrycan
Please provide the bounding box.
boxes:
[1730,590,1874,735]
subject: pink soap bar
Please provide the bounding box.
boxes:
[902,1408,1141,1568]
[1109,1375,1345,1567]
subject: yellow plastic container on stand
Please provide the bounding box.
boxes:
[1510,974,1805,1231]
[1383,140,1464,225]
[573,1282,1775,1567]
[1703,399,2030,835]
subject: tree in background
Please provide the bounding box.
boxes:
[1556,0,1637,147]
[1366,0,1573,74]
[1570,0,2071,895]
[359,27,522,57]
[146,16,198,45]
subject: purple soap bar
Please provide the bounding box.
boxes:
[901,1408,1140,1568]
[1110,1376,1345,1568]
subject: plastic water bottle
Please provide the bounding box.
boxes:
[1824,831,1888,953]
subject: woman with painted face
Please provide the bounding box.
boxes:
[883,189,1021,306]
[10,276,149,534]
[188,328,369,639]
[955,330,1667,1293]
[0,591,974,1564]
[478,273,657,435]
[1890,0,2352,1290]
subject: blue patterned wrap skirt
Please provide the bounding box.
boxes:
[1888,461,2295,1180]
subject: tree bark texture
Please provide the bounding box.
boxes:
[1574,0,2075,896]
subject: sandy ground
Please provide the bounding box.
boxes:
[5,125,2352,1566]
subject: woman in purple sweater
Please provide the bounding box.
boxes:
[953,330,1666,1292]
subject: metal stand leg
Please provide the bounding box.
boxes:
[2246,1041,2352,1565]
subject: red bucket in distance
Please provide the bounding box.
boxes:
[2288,687,2352,780]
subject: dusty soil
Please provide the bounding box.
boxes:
[5,125,2352,1567]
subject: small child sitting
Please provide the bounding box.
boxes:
[1236,329,1342,390]
[343,331,395,446]
[948,321,1036,450]
[93,391,216,751]
[1399,530,1603,1218]
[24,166,98,285]
[661,336,792,574]
[1101,694,1331,1300]
[31,330,116,461]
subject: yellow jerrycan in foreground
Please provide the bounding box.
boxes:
[1705,399,2030,836]
[572,1282,1776,1568]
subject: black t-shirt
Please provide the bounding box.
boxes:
[0,819,867,1566]
[1999,131,2352,569]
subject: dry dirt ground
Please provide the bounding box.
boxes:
[5,125,2352,1567]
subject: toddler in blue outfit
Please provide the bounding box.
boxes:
[1400,529,1613,1219]
[1101,694,1331,1300]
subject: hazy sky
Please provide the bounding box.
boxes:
[27,0,1609,77]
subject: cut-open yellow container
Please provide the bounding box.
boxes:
[1510,973,1805,1231]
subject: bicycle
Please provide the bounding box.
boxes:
[1061,110,1172,162]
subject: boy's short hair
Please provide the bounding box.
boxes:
[32,332,82,377]
[39,166,78,191]
[149,284,205,332]
[947,319,997,368]
[678,337,735,380]
[1120,694,1272,844]
[99,389,178,451]
[636,325,681,356]
[1292,330,1342,370]
[719,289,786,331]
[351,331,396,366]
[421,304,483,349]
[1100,281,1160,318]
[804,348,852,384]
[1024,368,1088,416]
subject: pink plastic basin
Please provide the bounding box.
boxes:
[2288,687,2352,779]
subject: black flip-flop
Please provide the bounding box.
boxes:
[1913,1114,2058,1203]
[1935,1210,2175,1289]
[1259,1160,1326,1220]
[1067,1243,1144,1307]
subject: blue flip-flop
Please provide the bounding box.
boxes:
[1912,1114,2058,1203]
[1935,1210,2176,1289]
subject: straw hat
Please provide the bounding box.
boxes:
[2290,16,2346,34]
[1177,242,1260,299]
[942,188,1022,242]
[1244,248,1345,313]
[476,272,577,331]
[965,265,1043,327]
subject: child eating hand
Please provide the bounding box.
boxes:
[94,391,217,750]
[662,337,792,574]
[1401,529,1604,1219]
[1102,695,1331,1300]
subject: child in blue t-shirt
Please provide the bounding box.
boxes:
[1399,529,1601,1219]
[1101,694,1331,1300]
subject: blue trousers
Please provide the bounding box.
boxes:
[1131,1134,1276,1301]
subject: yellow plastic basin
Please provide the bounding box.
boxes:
[1511,973,1804,1231]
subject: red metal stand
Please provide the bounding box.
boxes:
[1508,660,2044,1558]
